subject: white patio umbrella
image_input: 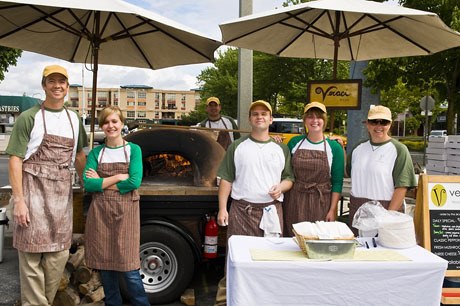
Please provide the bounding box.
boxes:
[0,0,221,145]
[220,0,460,79]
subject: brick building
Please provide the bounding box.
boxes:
[68,84,201,124]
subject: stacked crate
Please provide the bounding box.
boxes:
[426,136,448,175]
[446,135,460,175]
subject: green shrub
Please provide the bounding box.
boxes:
[399,140,425,151]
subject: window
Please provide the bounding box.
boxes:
[113,92,119,106]
[138,91,146,99]
[138,101,146,107]
[127,111,135,118]
[127,91,135,99]
[181,95,186,110]
[166,93,176,103]
[127,101,135,106]
[138,111,146,118]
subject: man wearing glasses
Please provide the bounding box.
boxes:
[346,105,417,235]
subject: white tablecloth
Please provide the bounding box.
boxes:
[227,235,447,306]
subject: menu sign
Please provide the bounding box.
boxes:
[430,210,460,270]
[415,175,460,276]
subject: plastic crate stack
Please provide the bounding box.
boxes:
[446,135,460,175]
[426,136,448,175]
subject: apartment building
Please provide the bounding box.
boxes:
[68,84,201,124]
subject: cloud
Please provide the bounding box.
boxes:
[0,0,284,98]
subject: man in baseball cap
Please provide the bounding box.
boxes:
[198,96,240,149]
[214,98,293,305]
[42,64,69,79]
[249,100,273,115]
[6,64,87,305]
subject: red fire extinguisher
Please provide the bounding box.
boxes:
[203,215,218,259]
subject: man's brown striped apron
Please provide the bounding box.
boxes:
[14,106,75,253]
[208,118,232,150]
[283,137,331,237]
[227,199,283,239]
[85,143,141,271]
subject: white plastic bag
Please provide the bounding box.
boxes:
[352,201,387,237]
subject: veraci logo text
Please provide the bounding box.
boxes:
[315,86,351,101]
[431,184,447,207]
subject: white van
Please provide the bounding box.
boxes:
[429,130,447,137]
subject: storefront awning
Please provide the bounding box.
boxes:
[0,96,40,113]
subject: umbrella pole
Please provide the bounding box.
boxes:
[89,54,99,149]
[330,42,338,133]
[329,12,340,133]
[89,12,101,149]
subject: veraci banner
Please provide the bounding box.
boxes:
[307,79,362,109]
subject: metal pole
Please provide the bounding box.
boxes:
[423,97,428,166]
[0,207,6,263]
[237,0,253,131]
[403,110,406,137]
[89,12,101,149]
[82,66,86,125]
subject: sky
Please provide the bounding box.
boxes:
[0,0,286,99]
[0,0,400,99]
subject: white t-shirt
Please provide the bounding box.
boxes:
[349,139,416,201]
[26,108,82,162]
[201,117,236,142]
[218,136,294,203]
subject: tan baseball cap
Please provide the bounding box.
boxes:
[42,65,68,79]
[206,96,220,105]
[368,105,392,121]
[304,101,326,114]
[249,100,272,114]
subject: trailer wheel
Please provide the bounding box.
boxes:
[133,225,195,304]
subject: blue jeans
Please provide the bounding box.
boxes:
[100,270,150,306]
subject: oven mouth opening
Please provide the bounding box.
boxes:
[143,153,194,186]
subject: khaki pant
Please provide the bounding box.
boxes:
[18,250,69,306]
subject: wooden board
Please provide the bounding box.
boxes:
[442,288,460,304]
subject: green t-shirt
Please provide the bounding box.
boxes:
[83,142,143,195]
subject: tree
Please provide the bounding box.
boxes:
[365,0,460,134]
[197,48,239,119]
[0,47,22,81]
[194,47,349,120]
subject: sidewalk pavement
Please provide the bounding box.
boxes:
[0,224,20,306]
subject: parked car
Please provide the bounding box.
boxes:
[269,118,347,147]
[269,118,305,144]
[429,130,447,137]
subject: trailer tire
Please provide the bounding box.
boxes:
[122,225,195,304]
